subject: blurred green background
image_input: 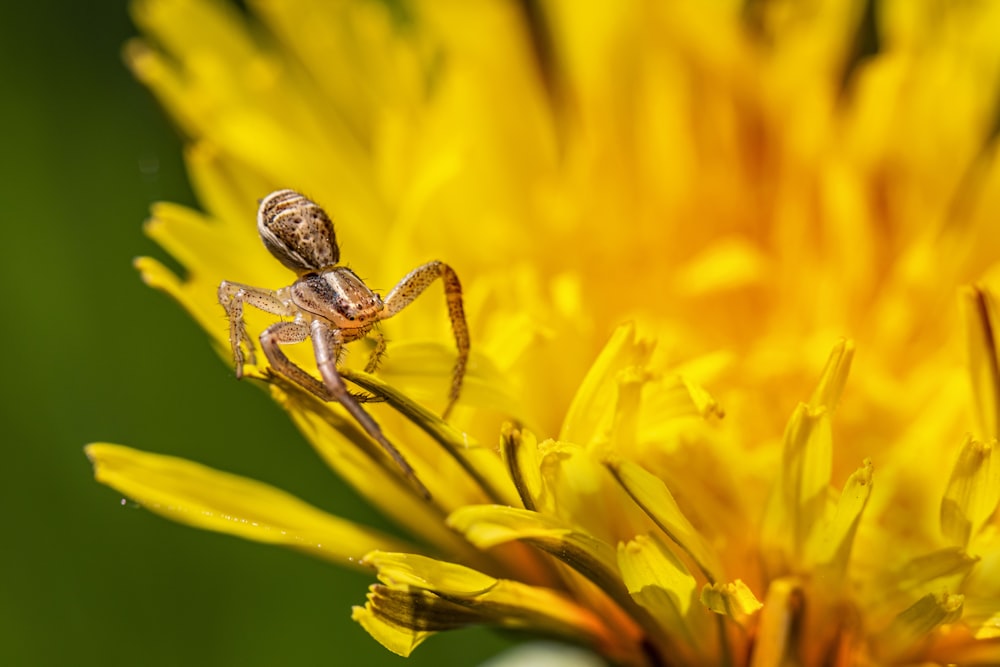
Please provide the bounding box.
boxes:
[0,2,510,665]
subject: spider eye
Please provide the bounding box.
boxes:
[257,189,340,273]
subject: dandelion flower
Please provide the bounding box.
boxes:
[88,1,1000,665]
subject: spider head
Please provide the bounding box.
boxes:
[257,189,340,274]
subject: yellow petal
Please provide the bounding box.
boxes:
[606,457,723,583]
[351,597,435,657]
[340,367,519,507]
[617,533,697,628]
[364,551,497,595]
[252,0,419,154]
[965,594,1000,640]
[700,579,763,626]
[784,404,833,536]
[86,443,411,567]
[873,547,979,618]
[359,551,642,664]
[806,458,874,576]
[559,323,654,448]
[878,592,964,660]
[447,503,681,657]
[500,423,545,511]
[808,338,854,412]
[131,0,387,245]
[271,379,495,568]
[963,286,1000,440]
[672,236,768,296]
[761,341,853,573]
[182,140,266,230]
[632,373,724,458]
[677,376,725,420]
[448,504,619,580]
[769,400,830,551]
[378,340,526,422]
[353,584,496,656]
[940,437,1000,548]
[531,440,650,550]
[749,578,804,667]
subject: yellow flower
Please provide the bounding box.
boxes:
[88,1,1000,665]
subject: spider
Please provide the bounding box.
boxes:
[218,189,470,496]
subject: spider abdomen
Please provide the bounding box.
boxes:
[258,189,340,273]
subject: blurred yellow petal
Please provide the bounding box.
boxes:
[964,286,1000,440]
[808,338,854,412]
[559,323,653,449]
[965,592,1000,640]
[879,592,965,661]
[672,236,768,297]
[873,547,979,619]
[940,437,1000,549]
[700,579,763,627]
[750,578,805,667]
[807,458,873,577]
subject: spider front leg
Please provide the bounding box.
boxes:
[364,328,388,374]
[254,318,381,405]
[310,320,429,499]
[382,260,470,418]
[258,320,326,398]
[218,281,295,377]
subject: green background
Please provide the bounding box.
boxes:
[0,2,511,665]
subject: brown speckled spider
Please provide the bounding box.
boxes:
[218,189,469,495]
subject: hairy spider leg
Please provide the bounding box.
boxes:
[258,320,316,391]
[382,260,470,418]
[254,321,430,499]
[364,328,388,374]
[218,280,297,376]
